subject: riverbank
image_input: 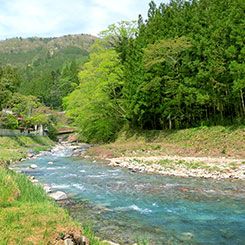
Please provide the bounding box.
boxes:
[0,135,55,166]
[12,140,245,245]
[85,126,245,180]
[0,136,107,244]
[0,167,85,244]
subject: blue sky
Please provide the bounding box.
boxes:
[0,0,168,40]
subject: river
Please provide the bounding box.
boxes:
[10,144,245,244]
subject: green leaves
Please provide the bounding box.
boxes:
[143,37,191,70]
[62,0,245,139]
[64,43,126,143]
[122,0,245,128]
[0,65,22,110]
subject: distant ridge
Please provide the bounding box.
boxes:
[0,34,97,67]
[0,33,98,108]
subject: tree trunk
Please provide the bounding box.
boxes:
[240,89,245,115]
[169,118,172,129]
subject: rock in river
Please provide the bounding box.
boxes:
[29,164,38,169]
[49,191,68,201]
[43,184,52,193]
[178,232,194,241]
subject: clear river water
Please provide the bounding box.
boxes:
[11,146,245,244]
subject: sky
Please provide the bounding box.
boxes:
[0,0,168,40]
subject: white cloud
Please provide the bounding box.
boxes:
[0,0,168,39]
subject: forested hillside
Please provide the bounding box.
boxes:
[64,0,245,143]
[0,34,96,135]
[0,34,96,108]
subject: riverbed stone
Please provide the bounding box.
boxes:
[31,179,39,183]
[178,232,194,241]
[75,236,89,245]
[64,239,74,245]
[29,164,38,169]
[43,184,52,193]
[102,241,120,245]
[49,191,68,201]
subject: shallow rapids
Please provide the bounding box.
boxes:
[11,144,245,244]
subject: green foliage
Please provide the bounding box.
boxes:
[46,123,58,141]
[1,92,58,132]
[7,92,41,116]
[99,21,138,63]
[0,35,96,108]
[121,0,245,130]
[0,65,22,110]
[2,0,244,141]
[0,167,82,243]
[0,171,20,207]
[65,0,244,142]
[82,225,109,245]
[0,136,54,165]
[64,41,125,143]
[0,113,18,129]
[47,61,80,108]
[0,169,48,204]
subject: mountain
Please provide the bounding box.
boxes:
[0,34,96,67]
[0,34,97,108]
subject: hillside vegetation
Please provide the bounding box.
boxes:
[0,34,96,108]
[0,0,244,243]
[0,34,95,56]
[64,0,245,143]
[87,126,245,159]
[0,136,54,166]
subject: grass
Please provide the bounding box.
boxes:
[156,159,210,170]
[87,126,245,159]
[82,226,109,245]
[0,168,107,244]
[0,136,107,244]
[156,159,230,172]
[0,136,54,166]
[0,167,81,244]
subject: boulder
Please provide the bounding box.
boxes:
[48,161,54,165]
[178,232,194,241]
[102,241,120,245]
[29,164,38,169]
[75,236,90,245]
[64,239,74,245]
[43,184,52,193]
[49,191,68,201]
[31,179,39,183]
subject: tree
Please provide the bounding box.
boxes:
[99,21,138,63]
[0,65,22,110]
[7,93,41,117]
[64,41,125,142]
[122,0,245,128]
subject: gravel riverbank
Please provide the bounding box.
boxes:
[106,155,245,180]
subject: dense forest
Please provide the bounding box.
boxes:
[64,0,245,142]
[1,0,244,143]
[0,35,95,135]
[0,34,96,108]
